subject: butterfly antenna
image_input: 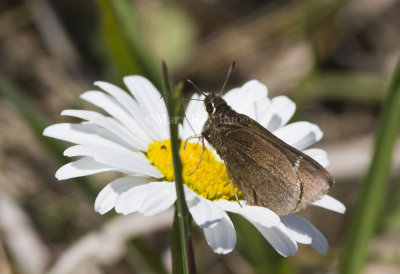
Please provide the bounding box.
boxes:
[183,98,204,101]
[179,103,197,135]
[219,61,236,95]
[187,79,207,97]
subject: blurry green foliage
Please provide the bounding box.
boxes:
[340,58,400,274]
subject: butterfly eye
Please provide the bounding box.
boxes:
[206,103,214,114]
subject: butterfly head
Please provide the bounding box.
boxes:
[204,93,229,115]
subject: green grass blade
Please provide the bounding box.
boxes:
[304,71,387,102]
[96,0,160,87]
[379,178,400,234]
[340,59,400,274]
[96,0,144,81]
[111,0,161,87]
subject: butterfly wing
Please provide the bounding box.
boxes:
[219,124,333,215]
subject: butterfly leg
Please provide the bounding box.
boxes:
[189,136,206,175]
[168,134,202,166]
[182,134,203,153]
[225,163,242,207]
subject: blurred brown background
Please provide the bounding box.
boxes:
[0,0,400,273]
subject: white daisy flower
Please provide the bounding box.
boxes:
[43,76,345,256]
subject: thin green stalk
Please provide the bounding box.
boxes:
[171,210,184,274]
[161,63,196,274]
[340,58,400,273]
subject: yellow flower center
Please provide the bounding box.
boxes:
[147,140,242,201]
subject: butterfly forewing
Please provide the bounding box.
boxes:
[222,126,301,215]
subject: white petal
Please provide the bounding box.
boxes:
[184,188,224,228]
[95,176,150,214]
[312,195,346,214]
[261,96,296,131]
[203,212,236,254]
[182,94,207,138]
[216,200,280,228]
[253,98,272,122]
[115,184,148,215]
[123,76,169,140]
[92,149,163,178]
[280,215,311,244]
[94,81,140,114]
[273,122,323,150]
[280,214,328,254]
[80,91,151,146]
[223,80,268,119]
[94,81,160,141]
[303,148,330,167]
[139,182,176,216]
[55,157,118,180]
[241,80,268,98]
[222,87,240,104]
[115,181,172,215]
[44,123,128,150]
[182,186,198,201]
[61,109,146,151]
[253,222,298,257]
[64,145,109,157]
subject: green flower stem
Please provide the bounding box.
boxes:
[340,58,400,274]
[162,62,196,274]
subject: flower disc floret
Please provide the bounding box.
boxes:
[147,140,242,201]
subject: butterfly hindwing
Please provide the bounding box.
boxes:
[219,124,333,215]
